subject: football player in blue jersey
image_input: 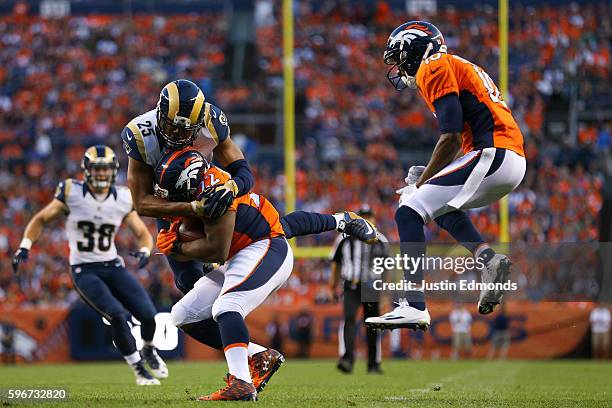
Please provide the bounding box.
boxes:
[121,79,254,296]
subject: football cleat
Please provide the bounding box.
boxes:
[249,348,285,393]
[198,374,257,401]
[478,254,512,315]
[367,365,384,375]
[141,345,169,379]
[336,211,379,244]
[365,299,430,331]
[131,361,161,386]
[336,357,353,374]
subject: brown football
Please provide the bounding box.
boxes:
[178,217,205,242]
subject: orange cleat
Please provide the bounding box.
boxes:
[249,348,285,393]
[198,374,257,401]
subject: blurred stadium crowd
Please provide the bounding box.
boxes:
[0,1,610,307]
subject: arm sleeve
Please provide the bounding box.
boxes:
[54,179,71,204]
[207,103,230,144]
[433,93,464,134]
[417,57,459,109]
[121,126,145,162]
[225,159,254,197]
[280,211,337,239]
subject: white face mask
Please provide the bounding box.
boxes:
[401,75,418,89]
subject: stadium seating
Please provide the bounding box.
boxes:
[0,1,610,306]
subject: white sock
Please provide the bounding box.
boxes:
[143,340,154,348]
[224,344,252,383]
[247,342,267,357]
[124,351,141,365]
[332,213,344,228]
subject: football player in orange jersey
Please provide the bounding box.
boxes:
[153,147,378,400]
[366,21,526,331]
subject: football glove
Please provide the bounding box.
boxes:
[191,179,238,219]
[156,221,181,255]
[335,211,379,244]
[129,247,151,269]
[406,165,426,185]
[12,247,29,273]
[396,165,425,205]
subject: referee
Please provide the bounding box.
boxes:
[330,205,389,374]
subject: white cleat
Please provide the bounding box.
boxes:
[478,254,512,315]
[141,345,169,379]
[132,361,161,385]
[365,300,430,331]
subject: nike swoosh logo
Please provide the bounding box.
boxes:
[363,222,374,235]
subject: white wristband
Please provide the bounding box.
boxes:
[190,201,199,215]
[139,247,151,257]
[20,238,33,250]
[332,213,344,229]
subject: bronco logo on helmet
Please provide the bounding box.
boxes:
[154,147,209,202]
[384,21,446,91]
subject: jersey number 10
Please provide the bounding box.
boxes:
[472,65,509,109]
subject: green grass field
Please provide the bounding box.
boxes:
[0,360,611,407]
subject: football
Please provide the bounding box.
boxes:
[177,217,205,242]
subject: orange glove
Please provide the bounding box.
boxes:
[156,220,181,255]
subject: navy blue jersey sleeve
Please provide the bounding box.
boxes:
[205,103,230,144]
[54,180,67,203]
[225,159,254,197]
[121,126,145,162]
[54,179,72,207]
[280,211,337,239]
[433,93,464,134]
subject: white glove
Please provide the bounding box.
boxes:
[396,165,425,207]
[405,165,426,185]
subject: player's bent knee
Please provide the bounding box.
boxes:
[212,297,246,321]
[170,303,188,327]
[395,205,425,225]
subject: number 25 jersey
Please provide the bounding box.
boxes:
[120,103,230,171]
[54,179,133,265]
[416,52,525,157]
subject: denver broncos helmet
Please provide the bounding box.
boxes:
[81,145,119,189]
[384,21,446,90]
[154,147,209,202]
[156,79,206,150]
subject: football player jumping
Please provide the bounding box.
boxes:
[366,21,526,331]
[12,145,167,385]
[153,147,379,401]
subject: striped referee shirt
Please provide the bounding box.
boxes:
[330,233,390,284]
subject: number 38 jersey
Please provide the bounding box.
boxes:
[416,52,525,157]
[120,103,229,170]
[54,179,134,265]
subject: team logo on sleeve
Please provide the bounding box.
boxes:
[219,112,228,126]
